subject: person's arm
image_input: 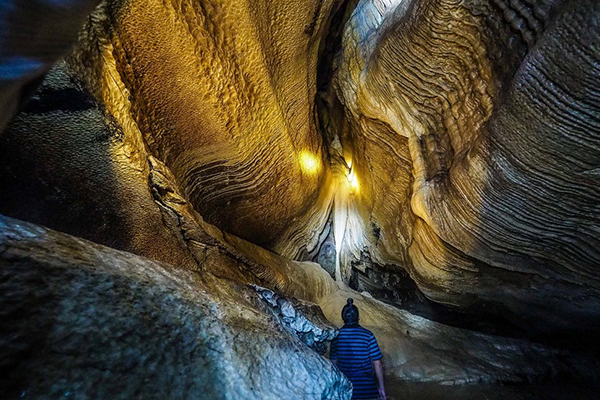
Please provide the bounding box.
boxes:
[373,359,386,400]
[368,333,386,400]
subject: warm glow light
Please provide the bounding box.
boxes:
[299,151,320,175]
[347,168,359,192]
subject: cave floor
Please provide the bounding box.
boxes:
[386,380,600,400]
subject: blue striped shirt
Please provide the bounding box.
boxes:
[330,325,383,399]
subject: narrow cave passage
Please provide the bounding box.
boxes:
[1,0,600,399]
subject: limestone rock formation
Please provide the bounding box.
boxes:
[1,0,600,394]
[1,0,342,261]
[76,0,340,258]
[4,215,599,394]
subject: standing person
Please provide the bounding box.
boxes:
[330,298,387,400]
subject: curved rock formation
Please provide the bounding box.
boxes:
[1,0,342,260]
[330,0,600,341]
[3,215,599,394]
[85,0,340,256]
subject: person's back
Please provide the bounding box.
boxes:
[330,299,386,400]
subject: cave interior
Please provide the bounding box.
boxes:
[1,0,600,399]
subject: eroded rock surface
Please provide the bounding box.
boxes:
[329,0,600,341]
[254,286,338,354]
[3,215,598,392]
[82,0,340,257]
[0,0,342,262]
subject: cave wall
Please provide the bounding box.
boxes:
[4,214,600,393]
[0,0,345,262]
[331,0,600,339]
[90,0,342,257]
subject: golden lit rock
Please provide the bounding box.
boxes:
[72,0,342,258]
[329,0,600,339]
[300,150,322,175]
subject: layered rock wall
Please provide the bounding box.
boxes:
[0,0,343,262]
[331,0,600,339]
[89,0,340,257]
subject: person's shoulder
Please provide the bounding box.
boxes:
[358,325,375,337]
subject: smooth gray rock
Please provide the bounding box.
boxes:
[0,215,351,400]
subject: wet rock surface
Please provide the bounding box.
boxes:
[76,0,339,258]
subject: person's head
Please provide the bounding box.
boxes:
[342,298,359,325]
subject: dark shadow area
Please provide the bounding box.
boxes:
[315,0,359,150]
[386,379,600,400]
[0,62,131,251]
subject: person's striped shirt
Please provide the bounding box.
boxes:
[330,324,383,399]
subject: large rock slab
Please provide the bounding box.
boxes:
[0,216,351,399]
